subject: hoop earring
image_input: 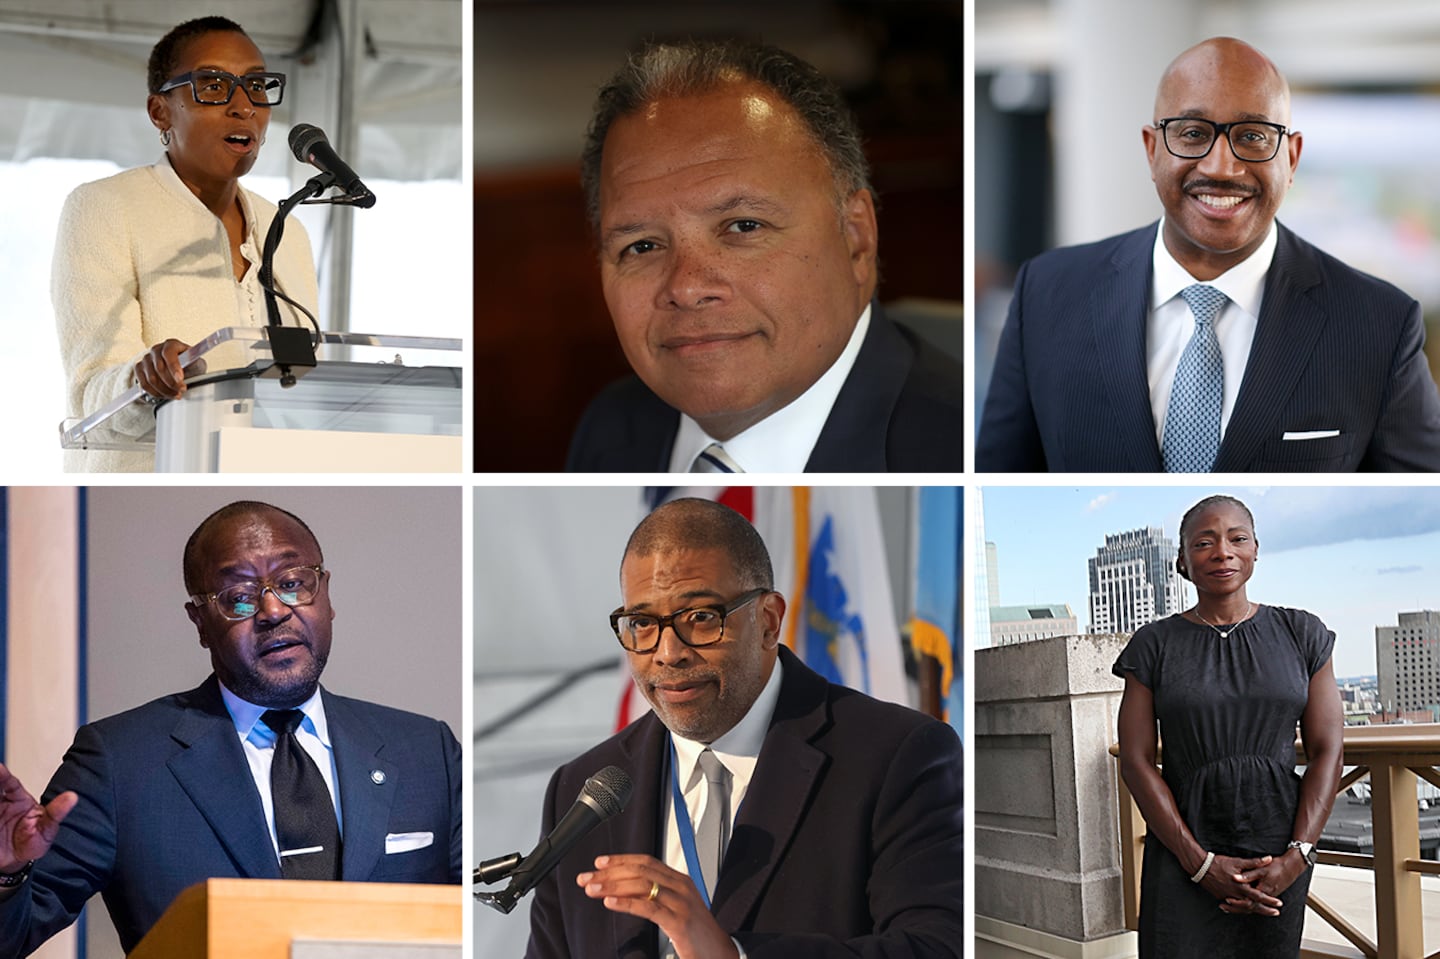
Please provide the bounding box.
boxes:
[160,129,172,147]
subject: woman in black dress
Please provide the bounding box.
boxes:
[1114,495,1343,958]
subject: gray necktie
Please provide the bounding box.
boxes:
[1162,284,1228,472]
[690,443,744,474]
[694,749,731,898]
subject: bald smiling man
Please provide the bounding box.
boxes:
[978,37,1440,473]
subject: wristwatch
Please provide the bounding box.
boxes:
[1287,840,1318,866]
[0,861,34,888]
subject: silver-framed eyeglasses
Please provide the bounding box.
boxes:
[159,70,286,106]
[610,588,768,653]
[1154,116,1290,163]
[190,565,325,621]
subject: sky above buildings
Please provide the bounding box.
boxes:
[979,486,1440,679]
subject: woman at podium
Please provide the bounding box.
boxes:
[53,15,318,472]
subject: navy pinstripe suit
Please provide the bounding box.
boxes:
[977,222,1440,472]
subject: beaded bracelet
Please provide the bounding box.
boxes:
[1189,851,1215,883]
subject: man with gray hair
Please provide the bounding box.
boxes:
[565,40,962,473]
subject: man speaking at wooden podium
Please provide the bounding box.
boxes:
[0,501,461,956]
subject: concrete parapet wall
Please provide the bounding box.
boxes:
[976,634,1129,941]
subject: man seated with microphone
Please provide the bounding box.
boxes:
[520,498,964,959]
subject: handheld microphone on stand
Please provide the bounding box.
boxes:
[289,124,377,208]
[475,766,633,915]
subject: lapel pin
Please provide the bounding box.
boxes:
[371,769,386,785]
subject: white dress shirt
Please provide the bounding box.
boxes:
[660,659,785,959]
[218,682,343,863]
[1147,221,1277,447]
[667,305,872,472]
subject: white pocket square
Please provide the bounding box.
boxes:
[1282,430,1340,441]
[384,831,434,854]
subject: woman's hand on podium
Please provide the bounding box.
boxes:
[135,338,207,401]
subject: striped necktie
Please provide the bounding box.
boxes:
[690,443,744,473]
[1162,284,1228,472]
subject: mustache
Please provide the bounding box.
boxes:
[1184,177,1258,197]
[647,667,720,687]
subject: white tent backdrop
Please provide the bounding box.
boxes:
[0,0,464,475]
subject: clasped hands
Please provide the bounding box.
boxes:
[0,763,77,877]
[578,854,739,959]
[1201,851,1306,916]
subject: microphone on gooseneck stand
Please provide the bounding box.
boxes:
[474,765,633,914]
[288,123,377,208]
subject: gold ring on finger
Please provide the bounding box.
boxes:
[647,880,660,902]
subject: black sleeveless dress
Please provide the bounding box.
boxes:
[1112,605,1334,958]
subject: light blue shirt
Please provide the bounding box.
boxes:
[217,681,343,863]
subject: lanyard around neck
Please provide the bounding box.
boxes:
[668,738,713,909]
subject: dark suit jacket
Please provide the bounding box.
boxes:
[977,221,1440,471]
[565,304,963,472]
[0,677,462,956]
[524,648,964,959]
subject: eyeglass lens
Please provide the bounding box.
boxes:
[617,606,726,650]
[214,567,320,619]
[1164,119,1281,162]
[193,71,284,105]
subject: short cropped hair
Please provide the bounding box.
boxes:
[1178,494,1256,545]
[148,16,249,95]
[183,501,323,595]
[580,38,872,230]
[622,498,774,591]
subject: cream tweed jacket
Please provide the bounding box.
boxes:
[53,157,318,472]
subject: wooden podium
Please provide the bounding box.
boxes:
[128,879,461,958]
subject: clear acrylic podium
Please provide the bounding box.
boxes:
[60,327,462,472]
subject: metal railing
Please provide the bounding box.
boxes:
[1112,724,1440,959]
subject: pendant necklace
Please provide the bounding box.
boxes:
[1195,602,1255,639]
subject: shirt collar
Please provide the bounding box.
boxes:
[219,679,331,748]
[670,656,784,787]
[668,304,872,473]
[1151,219,1277,320]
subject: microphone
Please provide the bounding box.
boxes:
[475,765,632,914]
[288,123,376,208]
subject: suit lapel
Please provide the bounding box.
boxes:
[611,717,670,959]
[1092,225,1164,470]
[711,650,827,932]
[1215,224,1326,470]
[806,302,908,471]
[324,690,399,881]
[165,677,280,879]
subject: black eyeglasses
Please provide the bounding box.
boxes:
[610,588,768,653]
[190,565,325,621]
[1154,117,1290,163]
[159,70,286,107]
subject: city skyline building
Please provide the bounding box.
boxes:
[990,603,1077,646]
[1376,610,1440,717]
[1087,526,1187,635]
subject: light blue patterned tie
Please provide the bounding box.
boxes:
[1162,284,1227,472]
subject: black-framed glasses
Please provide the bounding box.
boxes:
[610,588,769,653]
[1155,117,1289,163]
[190,565,325,621]
[159,70,286,106]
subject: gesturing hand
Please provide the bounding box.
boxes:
[578,854,738,959]
[1200,853,1283,916]
[0,763,77,874]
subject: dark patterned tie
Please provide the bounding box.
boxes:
[262,709,341,880]
[690,443,744,473]
[1162,284,1228,472]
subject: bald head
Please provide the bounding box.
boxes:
[1156,37,1291,124]
[622,498,773,590]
